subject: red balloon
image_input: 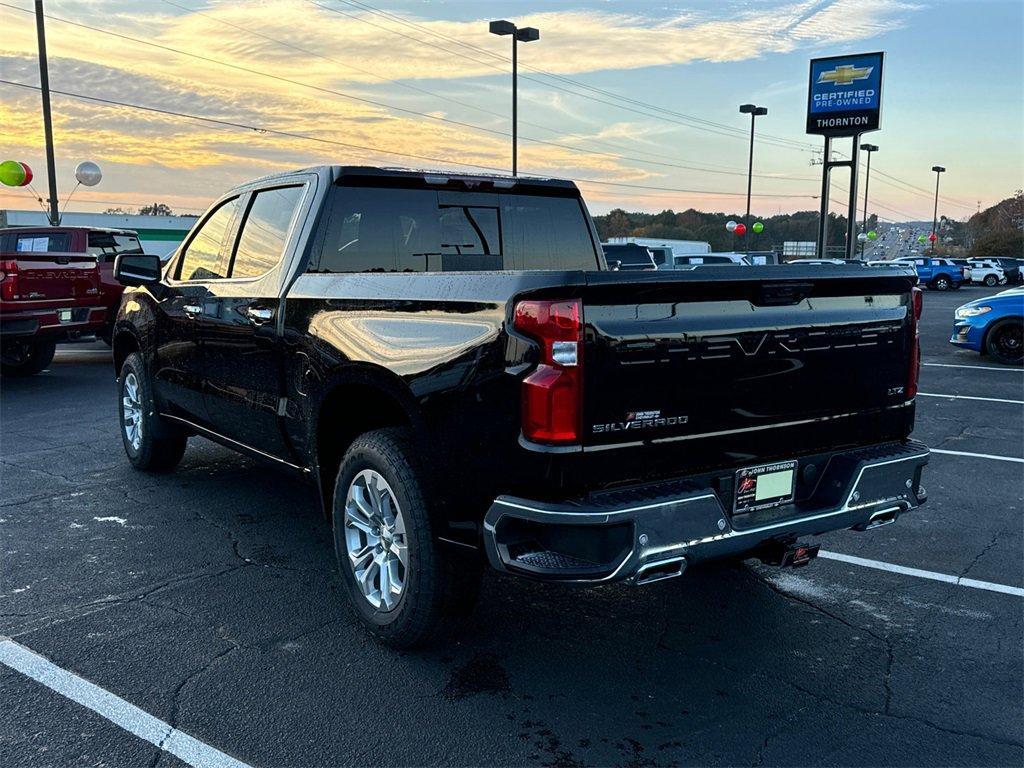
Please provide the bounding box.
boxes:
[734,223,747,236]
[19,162,32,186]
[928,232,937,242]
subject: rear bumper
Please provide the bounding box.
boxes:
[0,305,108,339]
[483,440,929,585]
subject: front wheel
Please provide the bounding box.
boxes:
[0,339,56,377]
[118,352,188,471]
[932,276,951,291]
[985,320,1023,366]
[332,428,479,648]
[984,274,998,287]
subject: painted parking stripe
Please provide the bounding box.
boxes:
[0,639,251,768]
[931,448,1024,464]
[818,551,1024,597]
[923,362,1022,372]
[918,392,1024,405]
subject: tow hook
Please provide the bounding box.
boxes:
[757,541,820,568]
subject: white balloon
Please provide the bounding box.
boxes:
[857,232,868,242]
[725,220,737,232]
[75,161,102,187]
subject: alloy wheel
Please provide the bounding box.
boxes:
[122,372,143,451]
[344,469,408,611]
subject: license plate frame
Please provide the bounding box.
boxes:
[734,460,798,514]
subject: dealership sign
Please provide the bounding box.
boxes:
[806,52,884,136]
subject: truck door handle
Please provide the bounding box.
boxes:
[246,307,274,324]
[182,304,203,317]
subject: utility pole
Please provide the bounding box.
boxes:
[35,0,60,225]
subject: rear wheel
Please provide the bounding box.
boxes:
[118,352,188,471]
[0,339,56,377]
[332,428,479,648]
[985,320,1023,366]
[984,274,998,287]
[932,276,951,291]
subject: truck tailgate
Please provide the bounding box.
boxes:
[580,266,918,450]
[1,252,101,302]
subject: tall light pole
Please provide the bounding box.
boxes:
[859,143,878,258]
[931,165,946,253]
[35,0,59,225]
[739,103,767,253]
[489,20,539,176]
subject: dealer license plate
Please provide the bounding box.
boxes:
[58,309,72,323]
[734,460,797,513]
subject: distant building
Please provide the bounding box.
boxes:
[0,209,197,257]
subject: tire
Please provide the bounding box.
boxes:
[985,320,1023,366]
[118,352,188,471]
[0,339,56,377]
[932,276,951,291]
[331,427,479,648]
[984,274,998,287]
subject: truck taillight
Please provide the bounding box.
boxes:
[907,287,923,399]
[0,260,17,301]
[513,299,583,443]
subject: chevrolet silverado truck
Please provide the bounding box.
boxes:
[111,166,930,647]
[0,226,143,375]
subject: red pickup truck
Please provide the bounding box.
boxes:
[0,226,143,376]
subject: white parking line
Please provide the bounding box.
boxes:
[0,639,251,768]
[923,362,1022,372]
[931,448,1024,464]
[818,551,1024,597]
[918,392,1024,405]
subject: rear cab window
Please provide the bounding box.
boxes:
[13,233,71,254]
[308,182,600,273]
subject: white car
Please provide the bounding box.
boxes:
[968,260,1007,288]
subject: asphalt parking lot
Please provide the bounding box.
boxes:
[2,285,1021,768]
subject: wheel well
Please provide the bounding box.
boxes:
[112,331,139,376]
[315,382,412,517]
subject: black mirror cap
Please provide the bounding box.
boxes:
[114,253,163,286]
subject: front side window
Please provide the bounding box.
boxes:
[87,232,143,262]
[177,197,240,281]
[231,186,304,279]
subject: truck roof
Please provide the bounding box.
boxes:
[236,165,579,193]
[2,225,139,236]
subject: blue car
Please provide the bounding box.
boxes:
[950,288,1024,365]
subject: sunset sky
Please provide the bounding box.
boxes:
[1,0,1021,222]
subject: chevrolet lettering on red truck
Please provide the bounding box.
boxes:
[110,166,930,647]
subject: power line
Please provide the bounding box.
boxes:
[0,78,815,199]
[3,2,817,183]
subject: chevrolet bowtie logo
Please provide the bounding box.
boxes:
[818,64,873,86]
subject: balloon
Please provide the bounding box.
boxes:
[928,232,937,242]
[734,223,747,236]
[857,232,868,243]
[18,162,33,186]
[75,161,102,187]
[867,230,878,240]
[0,160,26,187]
[918,235,926,243]
[752,221,764,234]
[725,220,737,232]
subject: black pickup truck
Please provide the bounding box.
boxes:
[111,166,929,647]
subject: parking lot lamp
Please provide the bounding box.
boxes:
[931,165,946,252]
[739,104,767,254]
[489,20,540,176]
[859,143,879,257]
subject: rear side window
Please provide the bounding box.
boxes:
[15,233,70,253]
[230,185,305,279]
[177,197,240,281]
[310,186,598,273]
[87,232,143,262]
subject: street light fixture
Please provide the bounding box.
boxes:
[930,165,946,252]
[859,143,879,257]
[739,103,767,253]
[490,20,540,176]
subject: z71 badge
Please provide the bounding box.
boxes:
[592,410,688,434]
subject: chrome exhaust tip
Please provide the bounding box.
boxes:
[856,506,900,531]
[632,556,687,586]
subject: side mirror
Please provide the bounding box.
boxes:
[114,253,162,286]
